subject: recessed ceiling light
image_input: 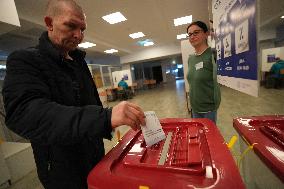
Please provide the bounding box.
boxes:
[78,42,96,49]
[137,39,154,46]
[104,49,118,54]
[281,16,284,19]
[174,15,192,26]
[144,41,154,47]
[102,12,127,24]
[129,32,145,39]
[0,65,6,69]
[177,33,188,40]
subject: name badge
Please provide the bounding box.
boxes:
[195,62,203,70]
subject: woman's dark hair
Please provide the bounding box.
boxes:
[187,21,208,33]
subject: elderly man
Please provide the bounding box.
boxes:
[2,0,145,188]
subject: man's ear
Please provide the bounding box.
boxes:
[44,16,53,31]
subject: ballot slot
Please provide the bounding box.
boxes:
[123,122,212,176]
[170,126,202,166]
[158,132,173,165]
[258,120,284,148]
[250,119,284,147]
[88,118,247,189]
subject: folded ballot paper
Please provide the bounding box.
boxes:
[141,111,166,147]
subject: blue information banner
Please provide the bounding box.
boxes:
[213,0,258,96]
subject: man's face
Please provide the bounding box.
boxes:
[47,6,86,52]
[187,25,208,48]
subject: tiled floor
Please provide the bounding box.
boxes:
[2,79,284,189]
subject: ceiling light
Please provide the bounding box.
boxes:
[104,49,118,54]
[174,15,192,26]
[177,33,188,39]
[78,42,96,49]
[0,65,6,69]
[281,16,284,19]
[129,32,145,39]
[144,41,154,47]
[137,39,154,46]
[102,12,127,24]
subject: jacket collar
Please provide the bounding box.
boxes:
[38,31,86,64]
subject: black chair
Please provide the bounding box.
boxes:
[117,87,128,100]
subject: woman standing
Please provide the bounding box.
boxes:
[187,21,221,123]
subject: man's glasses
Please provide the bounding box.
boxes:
[187,30,203,38]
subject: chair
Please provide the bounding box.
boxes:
[143,80,150,89]
[279,69,284,88]
[149,79,156,88]
[98,90,108,107]
[265,76,275,89]
[117,87,128,100]
[106,88,116,101]
[266,68,284,89]
[130,83,137,95]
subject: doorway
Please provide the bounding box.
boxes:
[152,66,163,84]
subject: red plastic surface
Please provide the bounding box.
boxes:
[233,115,284,182]
[260,124,284,148]
[88,118,245,189]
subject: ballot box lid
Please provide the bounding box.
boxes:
[88,118,245,189]
[233,115,284,182]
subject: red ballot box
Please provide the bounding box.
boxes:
[88,118,245,189]
[233,115,284,184]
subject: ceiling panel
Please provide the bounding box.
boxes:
[0,0,283,59]
[6,0,209,57]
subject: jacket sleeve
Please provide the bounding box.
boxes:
[2,50,113,145]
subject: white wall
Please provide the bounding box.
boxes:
[122,64,134,85]
[112,69,133,87]
[112,71,121,87]
[0,0,20,27]
[90,55,120,66]
[122,64,130,70]
[181,40,195,92]
[259,28,277,41]
[120,44,181,64]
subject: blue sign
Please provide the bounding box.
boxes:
[214,0,257,80]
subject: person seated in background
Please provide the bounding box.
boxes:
[117,78,131,100]
[118,78,129,90]
[270,57,284,89]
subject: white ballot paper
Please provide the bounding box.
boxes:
[141,111,166,147]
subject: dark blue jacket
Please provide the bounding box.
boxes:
[118,80,129,89]
[2,32,112,189]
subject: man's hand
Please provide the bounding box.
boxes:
[111,101,145,130]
